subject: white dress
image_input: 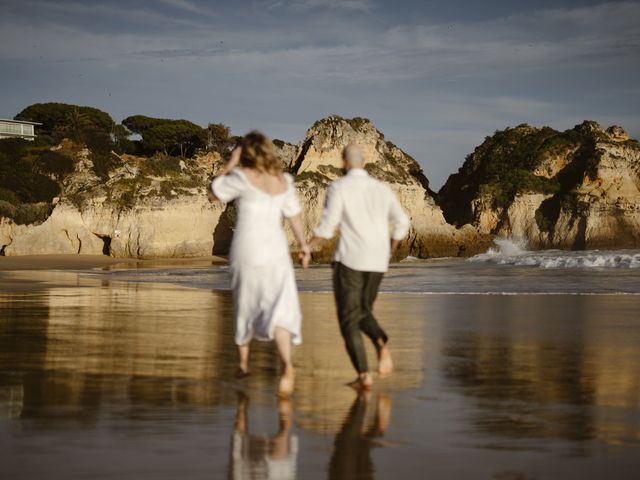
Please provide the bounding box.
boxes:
[211,169,303,346]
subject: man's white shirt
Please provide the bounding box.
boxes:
[313,168,411,272]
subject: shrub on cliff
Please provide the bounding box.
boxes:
[34,150,75,178]
[0,198,51,225]
[140,153,182,177]
[439,125,567,223]
[0,140,61,203]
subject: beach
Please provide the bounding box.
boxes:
[1,255,640,479]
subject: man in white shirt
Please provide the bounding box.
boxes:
[306,144,411,389]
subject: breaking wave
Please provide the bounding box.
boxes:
[469,239,640,269]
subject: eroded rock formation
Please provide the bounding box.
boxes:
[439,121,640,249]
[3,116,489,258]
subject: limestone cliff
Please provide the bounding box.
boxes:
[2,116,488,259]
[280,116,487,259]
[4,147,225,258]
[439,121,640,249]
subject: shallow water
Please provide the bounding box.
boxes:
[1,264,640,479]
[91,254,640,295]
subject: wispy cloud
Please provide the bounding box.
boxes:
[287,0,374,12]
[3,0,638,83]
[156,0,218,17]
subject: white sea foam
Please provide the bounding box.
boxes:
[469,239,640,269]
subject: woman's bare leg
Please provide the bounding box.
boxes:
[237,344,251,378]
[274,327,295,396]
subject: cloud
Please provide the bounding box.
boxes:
[156,0,218,17]
[287,0,374,12]
[3,0,638,85]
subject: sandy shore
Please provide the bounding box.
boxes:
[1,265,640,479]
[0,254,228,272]
[0,254,129,271]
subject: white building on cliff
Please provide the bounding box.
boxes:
[0,119,41,141]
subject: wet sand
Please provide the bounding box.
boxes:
[0,255,227,292]
[1,268,640,479]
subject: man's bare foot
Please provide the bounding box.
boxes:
[236,366,251,379]
[377,345,393,377]
[347,372,373,390]
[278,366,295,397]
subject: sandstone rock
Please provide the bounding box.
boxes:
[439,121,640,249]
[5,197,226,258]
[278,116,489,258]
[495,193,551,248]
[5,203,104,255]
[10,116,638,259]
[606,125,630,142]
[0,219,31,254]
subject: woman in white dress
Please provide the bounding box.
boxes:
[208,131,310,396]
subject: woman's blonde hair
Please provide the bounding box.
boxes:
[239,131,282,175]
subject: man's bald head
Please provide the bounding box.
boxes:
[342,144,364,170]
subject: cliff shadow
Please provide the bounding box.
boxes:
[212,203,235,256]
[572,216,587,250]
[93,234,112,256]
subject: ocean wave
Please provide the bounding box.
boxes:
[469,239,640,269]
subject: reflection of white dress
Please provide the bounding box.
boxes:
[211,169,303,346]
[230,432,299,480]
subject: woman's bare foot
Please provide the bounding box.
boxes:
[278,396,294,419]
[347,372,373,390]
[278,366,295,397]
[377,345,393,377]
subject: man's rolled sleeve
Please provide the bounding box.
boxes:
[313,184,343,239]
[389,192,410,240]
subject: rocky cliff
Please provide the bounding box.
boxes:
[2,117,488,259]
[439,121,640,249]
[278,116,486,259]
[3,142,226,258]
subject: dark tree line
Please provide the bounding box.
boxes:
[15,102,233,159]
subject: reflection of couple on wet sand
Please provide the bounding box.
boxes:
[208,132,410,394]
[229,392,298,480]
[229,391,392,480]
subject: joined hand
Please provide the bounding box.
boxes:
[299,245,311,269]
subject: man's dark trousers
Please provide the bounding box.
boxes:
[332,262,388,374]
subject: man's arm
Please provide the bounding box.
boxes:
[305,184,343,266]
[390,238,401,257]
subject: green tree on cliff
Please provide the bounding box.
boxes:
[199,123,233,157]
[122,115,204,157]
[15,103,115,138]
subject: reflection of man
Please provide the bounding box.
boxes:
[308,144,411,389]
[328,392,393,480]
[229,392,298,480]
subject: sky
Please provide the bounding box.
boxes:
[1,0,639,189]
